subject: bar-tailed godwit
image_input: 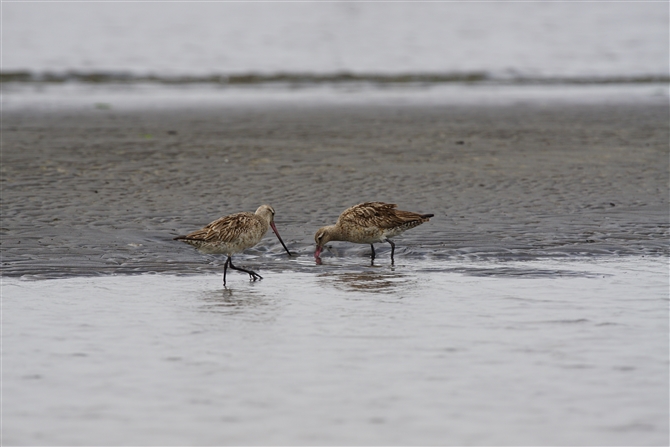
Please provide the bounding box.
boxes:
[314,201,434,264]
[174,205,291,285]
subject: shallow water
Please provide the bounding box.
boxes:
[3,257,668,446]
[4,82,669,113]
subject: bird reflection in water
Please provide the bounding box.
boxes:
[318,271,415,295]
[199,288,277,318]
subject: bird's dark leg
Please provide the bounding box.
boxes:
[387,240,396,265]
[370,244,376,261]
[228,257,263,282]
[223,256,231,286]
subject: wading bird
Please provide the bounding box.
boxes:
[174,205,291,285]
[314,202,433,264]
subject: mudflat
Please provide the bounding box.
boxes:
[2,102,668,278]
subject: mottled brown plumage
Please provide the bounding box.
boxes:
[314,202,433,263]
[174,205,291,285]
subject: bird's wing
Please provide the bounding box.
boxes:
[182,212,262,243]
[339,202,410,229]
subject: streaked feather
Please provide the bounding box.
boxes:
[179,212,265,244]
[174,205,276,256]
[338,202,432,231]
[314,201,434,254]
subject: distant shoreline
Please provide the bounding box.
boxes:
[2,70,668,86]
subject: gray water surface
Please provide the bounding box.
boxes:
[3,258,668,445]
[4,2,667,78]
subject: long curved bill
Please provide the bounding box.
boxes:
[314,246,323,265]
[270,222,292,256]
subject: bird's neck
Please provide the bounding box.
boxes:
[325,225,344,242]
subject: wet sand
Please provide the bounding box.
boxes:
[2,101,668,277]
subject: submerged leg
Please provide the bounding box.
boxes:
[387,240,396,264]
[370,244,376,261]
[228,257,263,282]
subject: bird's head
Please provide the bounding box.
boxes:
[314,226,336,259]
[254,204,276,223]
[256,204,292,256]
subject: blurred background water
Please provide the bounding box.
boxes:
[3,1,668,81]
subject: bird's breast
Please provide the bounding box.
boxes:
[340,226,385,244]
